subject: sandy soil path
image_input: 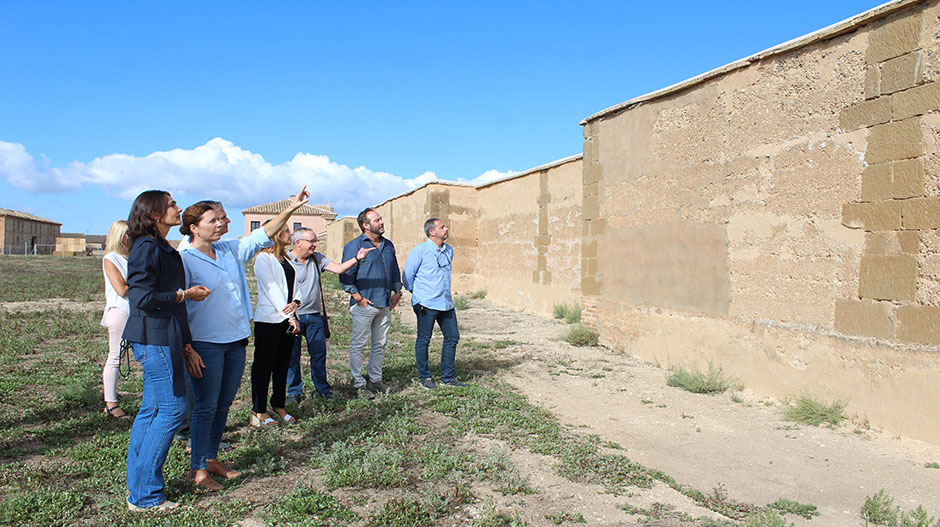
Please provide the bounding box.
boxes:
[453,299,940,527]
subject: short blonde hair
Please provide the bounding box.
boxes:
[105,220,129,256]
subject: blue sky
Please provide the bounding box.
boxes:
[0,1,887,237]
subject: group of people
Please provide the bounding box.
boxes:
[98,187,466,511]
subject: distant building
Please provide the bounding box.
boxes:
[56,233,87,256]
[0,208,61,255]
[241,198,337,239]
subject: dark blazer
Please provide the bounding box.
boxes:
[122,236,191,395]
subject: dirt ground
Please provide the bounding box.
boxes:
[449,299,940,527]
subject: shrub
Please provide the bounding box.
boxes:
[666,363,734,394]
[561,325,598,347]
[454,296,471,310]
[552,302,581,324]
[471,289,487,299]
[782,394,846,427]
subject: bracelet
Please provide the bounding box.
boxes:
[355,256,361,262]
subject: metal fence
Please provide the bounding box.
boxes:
[2,243,58,255]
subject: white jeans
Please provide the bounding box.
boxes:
[103,308,129,402]
[349,304,391,388]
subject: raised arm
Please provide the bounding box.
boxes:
[263,186,310,240]
[324,246,374,275]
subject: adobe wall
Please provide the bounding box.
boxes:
[324,216,360,263]
[325,159,582,315]
[581,0,940,442]
[475,159,583,312]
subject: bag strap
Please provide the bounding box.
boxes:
[315,253,328,319]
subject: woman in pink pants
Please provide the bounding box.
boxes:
[101,220,131,419]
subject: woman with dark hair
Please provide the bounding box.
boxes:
[178,187,309,491]
[123,190,210,512]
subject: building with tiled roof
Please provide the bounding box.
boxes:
[241,198,337,239]
[0,208,61,255]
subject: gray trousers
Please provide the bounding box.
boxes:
[349,304,391,388]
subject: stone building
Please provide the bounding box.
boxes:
[241,199,337,240]
[0,208,61,255]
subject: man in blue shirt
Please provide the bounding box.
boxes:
[340,208,402,399]
[402,218,467,389]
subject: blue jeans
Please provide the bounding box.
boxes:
[413,305,459,382]
[189,340,246,470]
[287,314,331,397]
[126,343,187,508]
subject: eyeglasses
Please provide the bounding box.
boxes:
[436,250,451,270]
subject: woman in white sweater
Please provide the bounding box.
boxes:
[101,220,131,419]
[250,223,302,426]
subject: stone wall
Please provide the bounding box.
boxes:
[581,0,940,443]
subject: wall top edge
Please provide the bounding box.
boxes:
[475,153,583,189]
[580,0,919,125]
[372,153,583,209]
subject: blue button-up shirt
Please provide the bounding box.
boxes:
[340,234,401,307]
[181,228,272,343]
[402,239,454,311]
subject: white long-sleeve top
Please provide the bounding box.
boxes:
[254,252,298,324]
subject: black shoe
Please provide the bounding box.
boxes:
[356,386,375,400]
[440,379,468,388]
[286,394,302,406]
[419,378,436,390]
[314,392,333,400]
[367,380,389,394]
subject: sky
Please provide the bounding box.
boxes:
[0,0,889,238]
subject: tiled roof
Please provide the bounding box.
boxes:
[242,199,337,219]
[58,232,86,239]
[0,208,62,225]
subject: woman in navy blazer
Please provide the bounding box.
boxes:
[122,190,210,512]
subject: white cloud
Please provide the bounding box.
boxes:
[0,138,518,213]
[464,169,516,185]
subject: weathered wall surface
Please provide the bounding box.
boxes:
[324,159,582,315]
[582,0,940,443]
[475,160,583,312]
[324,216,359,263]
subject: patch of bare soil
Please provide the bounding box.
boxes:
[0,298,102,313]
[452,299,940,527]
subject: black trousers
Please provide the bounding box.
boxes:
[251,320,295,413]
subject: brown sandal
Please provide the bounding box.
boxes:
[104,404,129,419]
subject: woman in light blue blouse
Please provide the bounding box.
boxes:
[179,187,309,490]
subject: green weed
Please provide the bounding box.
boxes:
[454,296,471,310]
[365,497,433,527]
[263,483,358,526]
[552,302,581,324]
[861,489,940,527]
[767,497,818,519]
[782,394,846,427]
[546,511,585,524]
[471,289,487,299]
[560,325,598,346]
[666,363,734,394]
[925,462,940,469]
[744,509,792,527]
